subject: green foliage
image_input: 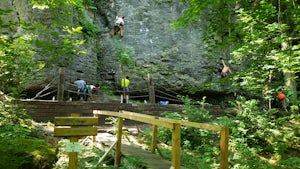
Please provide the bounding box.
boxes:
[179,96,212,122]
[0,101,56,169]
[97,81,114,95]
[214,99,300,168]
[0,103,32,128]
[229,1,299,97]
[54,140,147,169]
[33,24,85,67]
[172,0,300,106]
[82,0,97,10]
[31,0,99,38]
[79,17,100,38]
[105,116,119,134]
[0,30,43,96]
[120,155,148,169]
[0,132,56,169]
[30,0,81,26]
[141,95,300,168]
[154,96,218,166]
[0,9,14,33]
[53,139,114,169]
[1,0,86,96]
[158,96,214,146]
[113,40,135,75]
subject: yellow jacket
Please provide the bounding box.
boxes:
[121,78,130,88]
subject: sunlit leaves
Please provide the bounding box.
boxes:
[1,0,87,96]
[63,26,83,35]
[173,0,300,100]
[0,32,42,95]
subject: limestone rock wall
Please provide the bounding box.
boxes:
[1,0,226,99]
[94,0,222,93]
[0,0,99,93]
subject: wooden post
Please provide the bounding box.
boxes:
[220,127,229,169]
[148,74,156,104]
[71,113,80,117]
[54,114,98,169]
[93,114,99,143]
[114,117,124,166]
[57,67,65,101]
[69,113,79,169]
[171,123,181,169]
[151,125,158,153]
[69,137,79,169]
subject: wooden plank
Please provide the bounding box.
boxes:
[54,127,98,136]
[151,125,158,154]
[121,110,223,131]
[121,111,174,129]
[121,144,173,169]
[54,117,98,126]
[121,110,222,131]
[93,110,173,129]
[94,110,224,131]
[180,120,222,131]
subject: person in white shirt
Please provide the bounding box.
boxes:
[111,15,125,37]
[83,84,97,101]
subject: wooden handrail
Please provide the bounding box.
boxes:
[93,110,229,169]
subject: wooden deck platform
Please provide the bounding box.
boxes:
[121,144,173,169]
[95,131,187,169]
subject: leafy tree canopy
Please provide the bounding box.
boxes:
[172,0,300,104]
[1,0,90,96]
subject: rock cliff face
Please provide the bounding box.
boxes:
[1,0,227,100]
[94,0,223,91]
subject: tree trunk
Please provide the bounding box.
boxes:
[57,67,65,101]
[278,2,298,105]
[283,71,297,104]
[148,74,156,104]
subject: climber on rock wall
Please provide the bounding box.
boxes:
[111,15,125,38]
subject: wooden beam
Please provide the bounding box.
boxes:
[69,137,78,169]
[121,111,174,129]
[220,127,229,169]
[93,114,99,143]
[93,109,229,168]
[93,110,173,129]
[171,123,181,169]
[151,125,158,154]
[114,117,123,166]
[121,110,223,131]
[54,117,98,126]
[54,127,98,137]
[98,141,117,164]
[180,120,222,131]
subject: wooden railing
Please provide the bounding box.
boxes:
[93,110,229,169]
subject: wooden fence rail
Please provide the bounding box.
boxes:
[93,110,229,169]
